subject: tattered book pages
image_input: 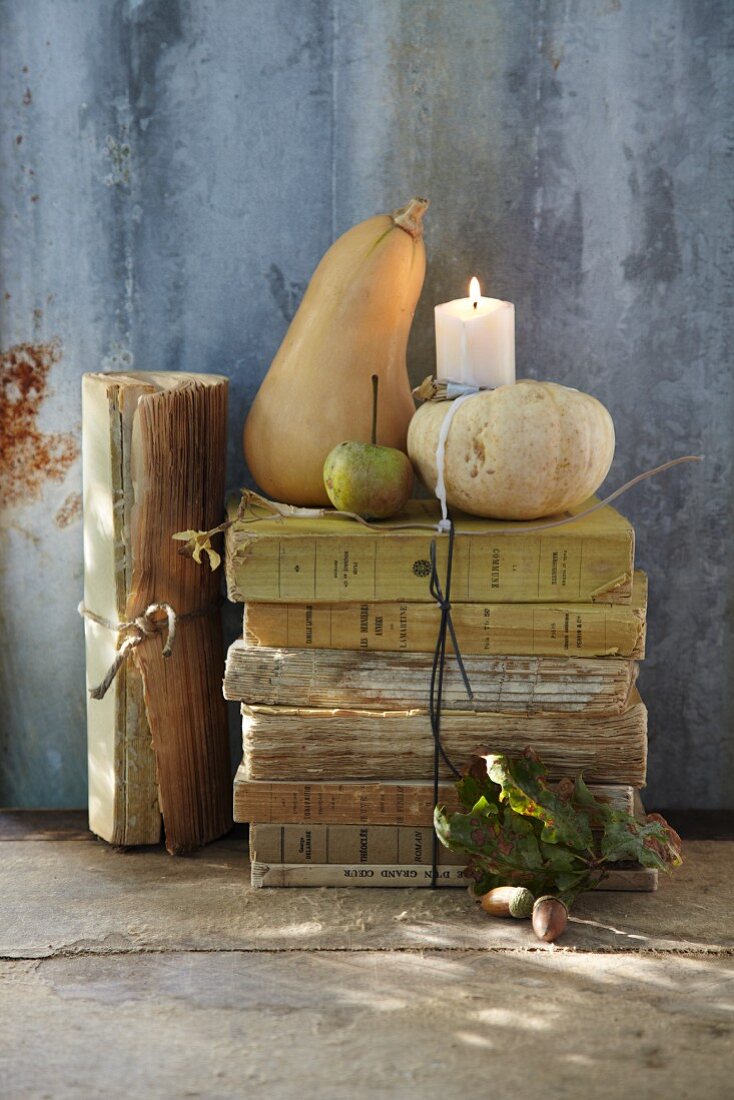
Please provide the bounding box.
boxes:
[224,642,638,716]
[82,372,231,852]
[238,690,648,787]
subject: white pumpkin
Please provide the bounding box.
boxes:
[407,380,615,520]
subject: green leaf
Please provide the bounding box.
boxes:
[466,864,507,897]
[553,870,590,895]
[485,753,595,853]
[455,773,500,814]
[600,814,683,871]
[572,773,599,809]
[433,806,455,851]
[434,805,543,876]
[538,841,587,874]
[434,749,682,906]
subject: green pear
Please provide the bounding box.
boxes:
[323,375,414,520]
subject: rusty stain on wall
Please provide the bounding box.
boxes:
[54,491,82,528]
[0,341,79,506]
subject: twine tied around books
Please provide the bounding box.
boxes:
[428,520,473,888]
[78,601,199,700]
[433,391,474,532]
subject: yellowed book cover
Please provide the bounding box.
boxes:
[243,571,647,657]
[225,497,634,604]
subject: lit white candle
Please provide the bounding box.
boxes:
[435,277,515,388]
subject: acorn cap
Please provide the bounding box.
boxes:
[508,887,535,919]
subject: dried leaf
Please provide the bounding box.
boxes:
[237,490,374,528]
[172,527,226,571]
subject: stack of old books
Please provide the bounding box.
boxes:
[224,496,654,890]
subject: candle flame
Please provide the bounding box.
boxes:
[469,276,481,306]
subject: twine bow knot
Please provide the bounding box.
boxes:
[78,602,178,700]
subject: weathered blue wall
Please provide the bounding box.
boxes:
[1,0,732,809]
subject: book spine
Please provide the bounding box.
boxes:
[249,810,636,865]
[235,778,450,825]
[243,586,646,659]
[82,376,161,846]
[225,642,637,715]
[249,823,466,865]
[250,861,658,891]
[226,525,633,604]
[233,773,635,825]
[251,862,469,887]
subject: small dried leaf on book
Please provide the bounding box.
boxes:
[172,528,225,570]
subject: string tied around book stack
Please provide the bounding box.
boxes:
[428,522,473,889]
[427,388,477,887]
[432,391,474,533]
[78,601,213,701]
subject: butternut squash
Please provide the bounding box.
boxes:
[407,380,615,519]
[244,198,428,506]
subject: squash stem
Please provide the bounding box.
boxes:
[392,197,429,238]
[371,374,379,445]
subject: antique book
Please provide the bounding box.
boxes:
[251,862,468,887]
[242,571,647,658]
[82,372,232,852]
[233,767,639,825]
[225,641,637,715]
[250,861,658,891]
[248,817,635,866]
[251,823,468,865]
[225,496,634,604]
[240,690,648,785]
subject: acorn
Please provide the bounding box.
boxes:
[532,896,569,942]
[480,886,535,919]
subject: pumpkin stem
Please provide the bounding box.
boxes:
[371,374,379,445]
[392,197,429,238]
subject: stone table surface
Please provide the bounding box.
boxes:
[1,813,733,1099]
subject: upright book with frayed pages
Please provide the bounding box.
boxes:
[82,372,232,852]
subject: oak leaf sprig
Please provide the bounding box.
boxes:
[434,748,682,907]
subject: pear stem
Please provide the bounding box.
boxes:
[371,374,379,446]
